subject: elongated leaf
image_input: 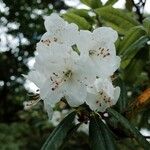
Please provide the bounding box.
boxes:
[105,0,117,6]
[123,57,145,83]
[143,17,150,35]
[81,0,102,9]
[118,26,146,54]
[107,108,150,149]
[114,77,128,113]
[60,123,81,149]
[63,12,91,30]
[67,9,94,24]
[89,113,117,150]
[121,35,148,68]
[41,111,76,150]
[95,6,139,34]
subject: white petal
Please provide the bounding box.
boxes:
[86,78,120,112]
[113,86,120,105]
[95,78,114,97]
[44,13,66,32]
[75,57,97,85]
[77,30,92,56]
[25,70,46,88]
[44,13,79,46]
[65,80,87,107]
[86,93,99,111]
[40,79,64,107]
[93,27,118,43]
[43,100,53,120]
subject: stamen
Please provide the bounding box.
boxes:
[50,70,73,91]
[89,47,110,58]
[23,98,41,110]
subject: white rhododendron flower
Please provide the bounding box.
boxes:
[86,78,120,112]
[33,44,97,107]
[25,13,121,118]
[41,13,79,47]
[76,28,121,78]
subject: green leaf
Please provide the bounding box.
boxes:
[41,111,76,150]
[105,0,118,6]
[62,12,92,30]
[95,6,139,34]
[123,57,145,83]
[60,123,81,149]
[107,108,150,149]
[118,26,146,54]
[120,35,148,69]
[67,9,94,24]
[143,17,150,35]
[114,77,128,113]
[89,113,117,150]
[80,0,102,9]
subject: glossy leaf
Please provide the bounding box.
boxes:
[89,113,117,150]
[107,108,150,149]
[41,111,76,150]
[95,6,139,34]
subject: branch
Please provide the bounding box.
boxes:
[131,0,143,22]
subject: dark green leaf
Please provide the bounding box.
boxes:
[41,111,76,150]
[60,123,81,149]
[122,57,145,83]
[95,6,139,34]
[120,35,148,68]
[114,77,128,113]
[81,0,102,9]
[107,108,150,149]
[62,12,92,30]
[89,113,117,150]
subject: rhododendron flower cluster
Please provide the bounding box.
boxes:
[24,13,120,119]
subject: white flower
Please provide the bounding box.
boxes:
[24,70,53,119]
[40,13,79,47]
[76,27,121,78]
[86,78,120,112]
[28,43,97,108]
[24,13,121,119]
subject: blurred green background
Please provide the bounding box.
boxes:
[0,0,150,149]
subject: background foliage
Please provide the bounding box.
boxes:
[0,0,150,149]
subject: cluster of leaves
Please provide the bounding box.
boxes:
[0,0,150,149]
